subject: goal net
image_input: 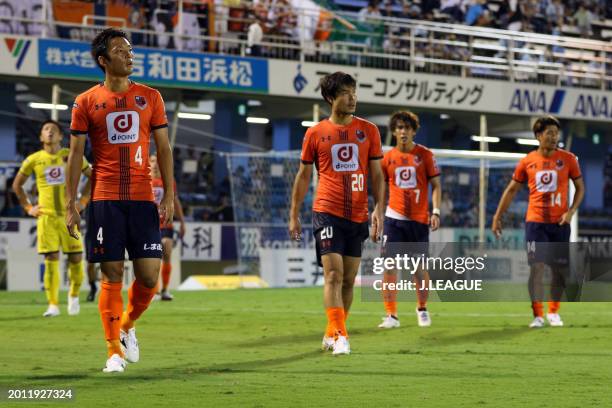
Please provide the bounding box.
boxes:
[226,149,527,287]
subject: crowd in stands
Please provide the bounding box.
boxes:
[351,0,611,39]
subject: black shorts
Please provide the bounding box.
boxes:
[86,200,162,263]
[160,227,174,240]
[382,217,429,257]
[525,222,570,266]
[313,211,369,267]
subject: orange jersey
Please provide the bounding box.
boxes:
[301,117,383,223]
[70,82,168,201]
[512,149,582,223]
[382,145,439,224]
[151,177,177,228]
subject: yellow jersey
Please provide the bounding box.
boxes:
[18,148,90,216]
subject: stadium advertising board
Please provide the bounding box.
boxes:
[38,38,269,93]
[268,60,612,122]
[0,34,38,77]
[179,222,222,261]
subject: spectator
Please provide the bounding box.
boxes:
[573,2,593,37]
[440,0,464,22]
[546,0,565,31]
[247,17,264,56]
[381,0,397,18]
[358,0,382,23]
[464,0,491,26]
[440,191,454,223]
[421,0,441,15]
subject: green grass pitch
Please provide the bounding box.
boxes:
[1,288,611,407]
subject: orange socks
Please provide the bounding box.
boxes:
[548,301,560,314]
[382,273,398,316]
[161,262,171,291]
[532,301,544,317]
[325,307,347,338]
[121,280,157,332]
[99,281,124,357]
[415,274,429,310]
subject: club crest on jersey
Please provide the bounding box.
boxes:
[414,155,422,165]
[356,129,366,143]
[331,143,359,172]
[135,96,147,110]
[556,159,564,169]
[535,170,558,192]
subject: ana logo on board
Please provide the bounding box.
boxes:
[509,89,566,114]
[4,38,31,70]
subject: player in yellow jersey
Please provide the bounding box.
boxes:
[12,120,92,317]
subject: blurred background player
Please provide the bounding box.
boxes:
[378,111,441,329]
[86,263,98,302]
[12,120,91,317]
[65,28,174,373]
[150,154,186,301]
[289,72,385,355]
[493,115,584,328]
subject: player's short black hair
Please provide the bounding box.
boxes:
[320,72,356,105]
[39,120,62,135]
[91,28,129,73]
[389,110,420,132]
[532,115,561,136]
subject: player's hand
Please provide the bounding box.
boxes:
[558,209,575,226]
[492,216,502,239]
[289,216,302,241]
[430,214,440,231]
[370,208,383,243]
[159,194,174,226]
[65,206,81,240]
[179,221,186,239]
[26,204,42,218]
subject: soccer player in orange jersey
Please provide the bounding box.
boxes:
[65,28,174,373]
[289,72,385,355]
[150,154,185,301]
[493,115,584,328]
[377,111,441,329]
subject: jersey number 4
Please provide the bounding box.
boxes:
[97,227,103,245]
[135,146,143,166]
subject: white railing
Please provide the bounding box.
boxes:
[1,4,610,89]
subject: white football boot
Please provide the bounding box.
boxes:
[332,336,351,355]
[102,354,126,373]
[43,304,60,317]
[529,316,546,328]
[378,315,400,329]
[68,296,80,316]
[120,328,140,363]
[321,336,335,351]
[546,313,564,327]
[416,308,431,327]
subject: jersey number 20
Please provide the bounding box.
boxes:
[351,174,364,192]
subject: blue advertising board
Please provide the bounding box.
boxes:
[38,39,268,93]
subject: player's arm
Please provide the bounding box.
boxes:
[152,126,174,225]
[429,175,441,231]
[65,135,86,238]
[559,177,585,226]
[369,159,385,242]
[492,179,522,238]
[174,189,186,238]
[289,162,312,241]
[12,172,40,217]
